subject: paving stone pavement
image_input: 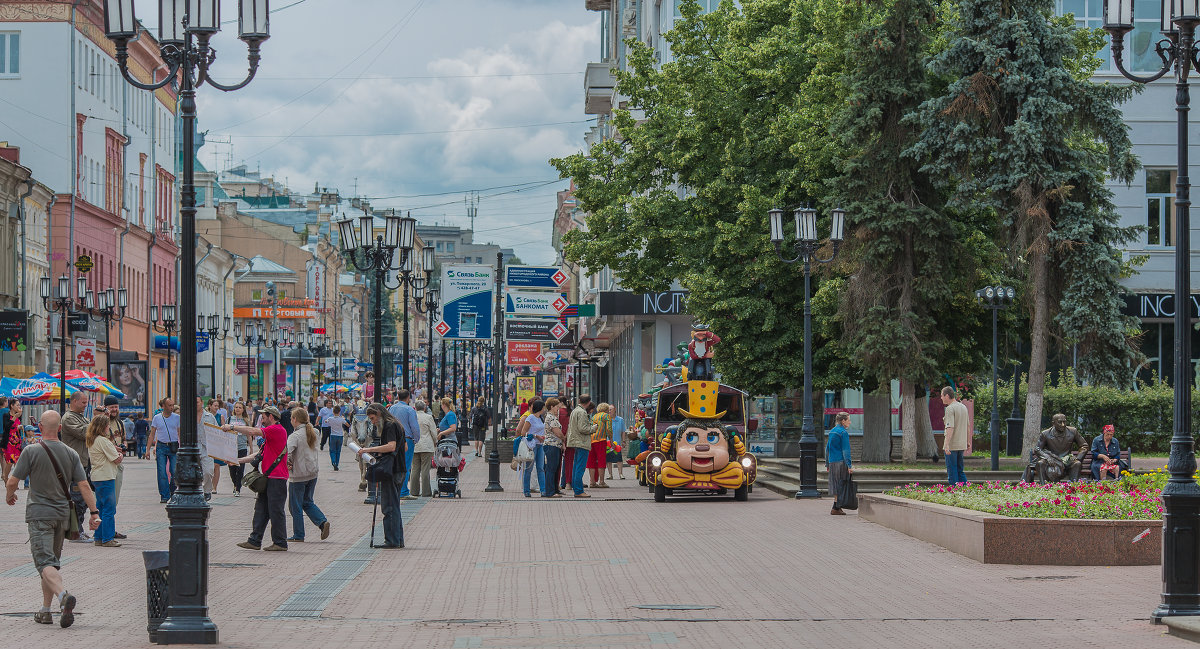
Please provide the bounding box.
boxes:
[0,446,1190,648]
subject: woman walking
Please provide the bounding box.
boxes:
[197,398,216,500]
[469,397,489,457]
[228,401,250,496]
[285,409,330,542]
[410,400,436,497]
[541,398,564,498]
[589,403,612,488]
[87,414,122,547]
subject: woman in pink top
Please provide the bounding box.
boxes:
[226,405,290,551]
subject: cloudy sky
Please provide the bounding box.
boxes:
[184,0,598,264]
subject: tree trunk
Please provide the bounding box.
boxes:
[861,390,892,463]
[915,384,939,461]
[901,382,917,462]
[1022,250,1050,460]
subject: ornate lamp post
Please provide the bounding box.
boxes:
[414,284,440,402]
[40,275,87,413]
[200,313,230,400]
[103,1,269,641]
[768,205,845,499]
[233,320,265,401]
[336,210,417,403]
[84,286,128,364]
[1104,0,1200,621]
[149,304,178,400]
[975,286,1013,471]
[398,244,435,391]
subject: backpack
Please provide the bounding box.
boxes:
[471,407,487,430]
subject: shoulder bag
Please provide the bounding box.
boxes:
[38,441,81,540]
[242,450,287,495]
[366,422,400,483]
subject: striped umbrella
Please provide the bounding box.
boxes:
[0,377,79,402]
[36,372,126,399]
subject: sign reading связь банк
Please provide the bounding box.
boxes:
[436,264,494,340]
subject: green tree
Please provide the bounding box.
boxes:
[910,0,1140,458]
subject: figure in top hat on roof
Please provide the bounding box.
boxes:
[654,380,747,492]
[687,324,720,382]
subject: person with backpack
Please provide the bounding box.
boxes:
[469,397,490,458]
[358,404,405,548]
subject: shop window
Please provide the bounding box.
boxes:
[1147,168,1176,246]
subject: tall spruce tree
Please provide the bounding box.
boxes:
[910,0,1140,457]
[826,0,989,462]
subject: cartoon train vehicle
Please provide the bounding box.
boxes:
[638,379,757,502]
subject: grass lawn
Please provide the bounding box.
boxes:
[853,461,1027,471]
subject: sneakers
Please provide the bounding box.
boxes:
[234,490,241,497]
[320,521,331,540]
[69,533,92,544]
[114,532,127,539]
[263,544,287,552]
[33,610,52,625]
[574,493,591,498]
[59,591,76,628]
[286,537,304,543]
[99,540,121,548]
[236,541,261,550]
[402,495,418,500]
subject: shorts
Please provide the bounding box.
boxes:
[28,518,68,574]
[473,427,486,442]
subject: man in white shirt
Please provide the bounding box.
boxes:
[148,399,181,504]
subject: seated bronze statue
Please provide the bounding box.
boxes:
[1022,414,1088,483]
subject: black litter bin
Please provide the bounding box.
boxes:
[143,550,169,643]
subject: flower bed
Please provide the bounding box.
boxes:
[886,479,1165,520]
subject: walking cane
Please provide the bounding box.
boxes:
[369,479,379,548]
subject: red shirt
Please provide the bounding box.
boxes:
[519,402,529,416]
[260,423,289,479]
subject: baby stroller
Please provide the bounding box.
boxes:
[434,438,463,498]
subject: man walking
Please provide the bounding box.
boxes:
[148,398,180,504]
[388,389,420,499]
[133,413,150,459]
[316,399,333,450]
[566,395,597,498]
[59,392,91,541]
[940,386,971,485]
[6,410,100,627]
[227,405,289,551]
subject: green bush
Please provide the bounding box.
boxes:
[972,369,1195,454]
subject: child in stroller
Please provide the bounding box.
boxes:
[434,438,464,498]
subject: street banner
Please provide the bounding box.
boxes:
[73,338,96,368]
[504,291,569,317]
[516,376,536,405]
[507,341,543,366]
[196,331,210,354]
[235,357,258,375]
[504,319,569,343]
[505,266,569,289]
[541,373,559,398]
[0,310,28,352]
[436,264,494,340]
[107,360,148,417]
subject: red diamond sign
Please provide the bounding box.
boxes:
[535,353,546,364]
[551,269,568,286]
[435,320,451,336]
[550,322,568,340]
[551,296,569,313]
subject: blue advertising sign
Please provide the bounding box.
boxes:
[504,266,569,289]
[436,264,494,340]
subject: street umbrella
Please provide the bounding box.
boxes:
[0,377,79,403]
[319,382,350,393]
[35,372,126,399]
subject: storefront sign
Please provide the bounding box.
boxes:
[597,290,689,316]
[235,357,258,375]
[505,266,568,289]
[504,291,568,317]
[0,310,27,352]
[505,319,568,342]
[437,264,494,340]
[1121,293,1200,321]
[507,341,543,366]
[232,306,318,319]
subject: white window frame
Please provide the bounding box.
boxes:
[1146,168,1176,247]
[0,32,20,78]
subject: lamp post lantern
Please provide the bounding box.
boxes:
[1104,0,1200,621]
[233,320,265,401]
[200,313,230,400]
[398,244,435,391]
[975,286,1014,471]
[85,286,128,364]
[337,210,416,403]
[414,284,440,403]
[150,303,178,400]
[767,205,845,499]
[41,275,87,412]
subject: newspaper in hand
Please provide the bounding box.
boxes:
[348,441,375,465]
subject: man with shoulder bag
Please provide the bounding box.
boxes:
[357,403,406,548]
[226,406,290,551]
[5,410,100,627]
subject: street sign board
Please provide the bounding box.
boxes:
[73,337,96,368]
[505,319,569,343]
[506,341,543,366]
[235,357,258,375]
[505,266,568,289]
[504,291,568,317]
[559,304,595,318]
[74,255,93,274]
[439,264,494,340]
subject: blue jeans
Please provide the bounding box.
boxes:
[329,436,343,469]
[522,445,545,495]
[542,446,562,496]
[399,442,415,497]
[288,478,327,541]
[94,479,116,543]
[945,450,967,485]
[571,446,589,495]
[135,433,148,458]
[156,442,177,500]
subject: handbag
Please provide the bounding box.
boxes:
[516,438,535,462]
[242,451,286,495]
[38,441,81,540]
[366,422,400,483]
[841,472,860,511]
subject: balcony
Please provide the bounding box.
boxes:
[584,62,615,115]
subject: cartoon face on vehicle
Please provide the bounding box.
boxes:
[675,424,730,473]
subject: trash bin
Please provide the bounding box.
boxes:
[143,550,169,643]
[1006,417,1023,457]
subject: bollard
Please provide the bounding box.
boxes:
[143,550,170,643]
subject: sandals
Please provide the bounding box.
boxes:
[33,611,52,625]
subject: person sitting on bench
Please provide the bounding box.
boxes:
[1090,424,1127,481]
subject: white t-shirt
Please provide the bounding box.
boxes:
[325,416,347,437]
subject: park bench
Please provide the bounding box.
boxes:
[1078,448,1133,480]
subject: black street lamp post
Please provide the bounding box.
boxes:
[104,1,269,641]
[398,244,435,391]
[200,313,231,400]
[976,286,1014,471]
[440,339,446,397]
[40,275,87,412]
[768,205,845,499]
[149,304,178,400]
[84,286,128,363]
[233,321,264,401]
[485,252,504,492]
[337,211,416,403]
[414,284,440,403]
[1105,0,1200,621]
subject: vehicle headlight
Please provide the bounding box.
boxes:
[741,457,752,468]
[651,457,662,467]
